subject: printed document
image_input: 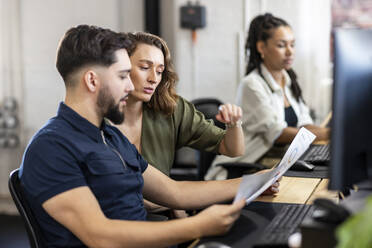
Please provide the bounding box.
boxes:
[234,127,316,204]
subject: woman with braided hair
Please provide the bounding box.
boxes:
[206,13,330,179]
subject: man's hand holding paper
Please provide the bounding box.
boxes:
[234,127,316,204]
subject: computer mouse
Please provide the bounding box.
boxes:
[312,198,351,224]
[196,241,231,248]
[290,160,315,171]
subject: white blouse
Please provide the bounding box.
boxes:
[206,64,313,180]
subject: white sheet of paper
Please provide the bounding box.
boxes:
[234,127,316,204]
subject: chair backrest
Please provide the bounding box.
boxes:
[191,98,224,126]
[171,98,225,180]
[191,98,224,180]
[8,169,44,248]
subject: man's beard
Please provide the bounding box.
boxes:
[97,86,125,125]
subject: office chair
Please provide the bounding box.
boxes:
[171,98,264,181]
[171,98,223,180]
[192,98,227,180]
[8,169,44,248]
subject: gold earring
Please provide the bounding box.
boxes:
[261,53,264,59]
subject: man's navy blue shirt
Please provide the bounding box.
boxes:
[20,102,148,248]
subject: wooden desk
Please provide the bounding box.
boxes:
[307,178,339,204]
[255,176,338,204]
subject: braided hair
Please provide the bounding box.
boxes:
[245,13,303,102]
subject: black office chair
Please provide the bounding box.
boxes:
[191,98,225,180]
[171,98,264,180]
[170,98,224,180]
[8,169,44,248]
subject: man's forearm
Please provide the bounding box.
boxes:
[95,217,202,248]
[143,199,169,213]
[142,166,241,212]
[170,178,242,210]
[94,200,246,248]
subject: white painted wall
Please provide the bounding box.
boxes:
[0,0,24,200]
[21,0,120,140]
[162,0,245,103]
[119,0,144,32]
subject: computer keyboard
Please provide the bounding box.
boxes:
[254,204,315,247]
[300,144,330,165]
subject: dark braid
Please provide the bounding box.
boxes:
[286,69,303,103]
[245,13,304,102]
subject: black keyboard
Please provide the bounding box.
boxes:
[254,204,315,247]
[300,144,330,165]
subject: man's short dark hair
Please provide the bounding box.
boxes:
[56,25,132,86]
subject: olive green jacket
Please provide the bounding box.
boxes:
[141,96,225,175]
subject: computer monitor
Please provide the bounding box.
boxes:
[329,28,372,190]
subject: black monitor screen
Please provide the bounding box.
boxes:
[329,28,372,190]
